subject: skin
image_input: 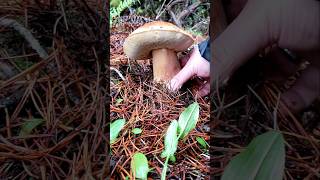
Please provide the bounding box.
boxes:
[170,0,320,113]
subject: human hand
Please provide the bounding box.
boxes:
[168,45,210,97]
[213,0,320,114]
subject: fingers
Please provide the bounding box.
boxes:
[168,63,196,91]
[213,0,320,86]
[281,65,320,114]
[212,0,270,85]
[262,47,299,86]
[179,54,190,67]
[169,46,210,92]
[197,82,210,97]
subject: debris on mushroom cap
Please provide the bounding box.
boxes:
[123,21,194,60]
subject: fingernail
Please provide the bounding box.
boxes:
[168,78,178,91]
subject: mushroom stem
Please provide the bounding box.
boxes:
[152,48,181,82]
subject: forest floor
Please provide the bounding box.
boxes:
[0,1,107,179]
[0,0,318,179]
[110,0,211,179]
[110,0,320,179]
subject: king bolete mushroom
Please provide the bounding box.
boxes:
[123,21,194,82]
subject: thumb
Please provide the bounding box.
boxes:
[168,64,196,91]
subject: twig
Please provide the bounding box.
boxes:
[0,17,48,59]
[273,93,281,130]
[176,1,201,22]
[58,0,69,30]
[110,67,126,82]
[248,85,273,120]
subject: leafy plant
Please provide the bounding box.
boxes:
[131,152,150,179]
[19,118,44,137]
[196,136,208,149]
[222,131,285,180]
[160,120,179,180]
[110,118,126,144]
[110,0,140,26]
[177,102,200,140]
[161,102,200,180]
[132,128,142,135]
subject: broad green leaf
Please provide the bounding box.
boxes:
[131,152,149,180]
[196,137,208,149]
[177,102,200,139]
[161,120,178,159]
[110,119,126,144]
[132,128,142,135]
[19,118,44,137]
[222,131,285,180]
[161,120,179,180]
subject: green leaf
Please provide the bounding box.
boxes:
[222,131,285,180]
[19,118,44,137]
[177,102,200,139]
[110,119,126,144]
[116,98,123,105]
[132,128,142,135]
[196,137,208,149]
[131,152,149,180]
[161,120,179,180]
[110,0,120,7]
[169,155,176,163]
[161,120,178,159]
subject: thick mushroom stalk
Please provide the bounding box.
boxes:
[152,48,181,82]
[123,21,194,84]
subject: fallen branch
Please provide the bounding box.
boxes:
[167,0,202,27]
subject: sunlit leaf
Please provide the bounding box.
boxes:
[131,152,149,180]
[132,128,142,135]
[110,118,126,144]
[177,102,200,139]
[110,0,120,7]
[161,120,178,180]
[222,131,285,180]
[161,120,178,159]
[196,137,208,149]
[19,118,44,137]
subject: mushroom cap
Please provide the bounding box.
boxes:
[123,21,194,59]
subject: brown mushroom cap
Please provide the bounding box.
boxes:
[123,21,194,59]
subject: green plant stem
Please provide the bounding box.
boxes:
[161,156,170,180]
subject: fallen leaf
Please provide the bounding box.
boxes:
[132,128,142,135]
[196,136,208,149]
[110,118,126,144]
[131,152,149,180]
[19,118,44,137]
